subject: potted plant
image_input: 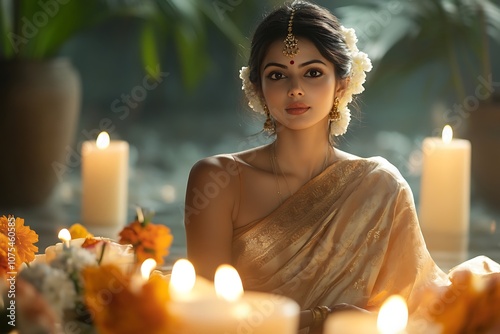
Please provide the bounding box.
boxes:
[0,0,244,207]
[338,0,500,208]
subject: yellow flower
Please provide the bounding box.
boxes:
[83,264,170,334]
[69,223,93,239]
[0,215,38,266]
[119,220,173,266]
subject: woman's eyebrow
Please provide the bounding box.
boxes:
[263,59,327,70]
[299,59,326,67]
[263,62,287,70]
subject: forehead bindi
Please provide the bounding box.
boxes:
[263,38,326,69]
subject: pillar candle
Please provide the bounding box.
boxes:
[419,125,471,259]
[82,132,129,227]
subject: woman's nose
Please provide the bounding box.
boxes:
[288,79,304,97]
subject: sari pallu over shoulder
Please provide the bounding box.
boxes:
[232,157,448,311]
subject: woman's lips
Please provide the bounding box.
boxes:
[286,103,310,115]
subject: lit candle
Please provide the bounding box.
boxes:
[81,131,129,229]
[377,295,408,334]
[214,264,244,301]
[419,125,471,264]
[130,258,157,294]
[167,264,300,334]
[324,295,408,334]
[168,259,217,302]
[169,259,196,301]
[58,228,71,250]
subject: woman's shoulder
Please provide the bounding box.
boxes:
[363,156,411,193]
[189,145,269,182]
[335,150,408,189]
[189,154,240,183]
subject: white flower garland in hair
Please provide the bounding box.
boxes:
[239,66,266,115]
[239,25,372,136]
[331,26,372,136]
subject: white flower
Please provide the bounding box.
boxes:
[96,239,135,272]
[239,67,265,115]
[330,107,351,136]
[50,246,97,273]
[42,268,77,318]
[239,25,372,137]
[340,26,359,53]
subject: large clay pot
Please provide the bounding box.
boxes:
[0,58,81,207]
[467,95,500,210]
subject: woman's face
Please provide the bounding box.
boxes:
[260,38,341,132]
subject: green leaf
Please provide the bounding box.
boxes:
[338,0,500,101]
[0,0,248,90]
[173,21,209,90]
[141,21,161,79]
[28,1,110,58]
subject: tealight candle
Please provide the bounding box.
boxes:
[81,131,129,230]
[167,263,300,334]
[58,228,71,250]
[130,258,157,294]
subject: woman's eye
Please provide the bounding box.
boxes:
[268,72,285,80]
[306,69,323,78]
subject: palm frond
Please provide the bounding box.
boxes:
[338,0,500,101]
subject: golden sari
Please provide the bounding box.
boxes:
[232,157,449,312]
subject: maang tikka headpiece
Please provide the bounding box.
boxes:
[282,6,299,60]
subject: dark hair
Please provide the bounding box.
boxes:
[248,0,352,90]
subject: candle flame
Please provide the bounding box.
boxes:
[58,228,71,242]
[96,132,110,149]
[442,125,453,144]
[214,264,244,302]
[169,259,196,297]
[377,295,408,334]
[140,258,157,280]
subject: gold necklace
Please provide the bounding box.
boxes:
[270,141,331,204]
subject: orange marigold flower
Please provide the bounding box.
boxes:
[0,233,10,278]
[69,223,93,239]
[0,215,38,266]
[83,264,170,334]
[119,220,173,266]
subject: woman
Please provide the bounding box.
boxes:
[184,1,499,332]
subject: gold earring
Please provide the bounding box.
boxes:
[263,105,274,133]
[329,97,340,122]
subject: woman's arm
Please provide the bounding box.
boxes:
[184,155,239,280]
